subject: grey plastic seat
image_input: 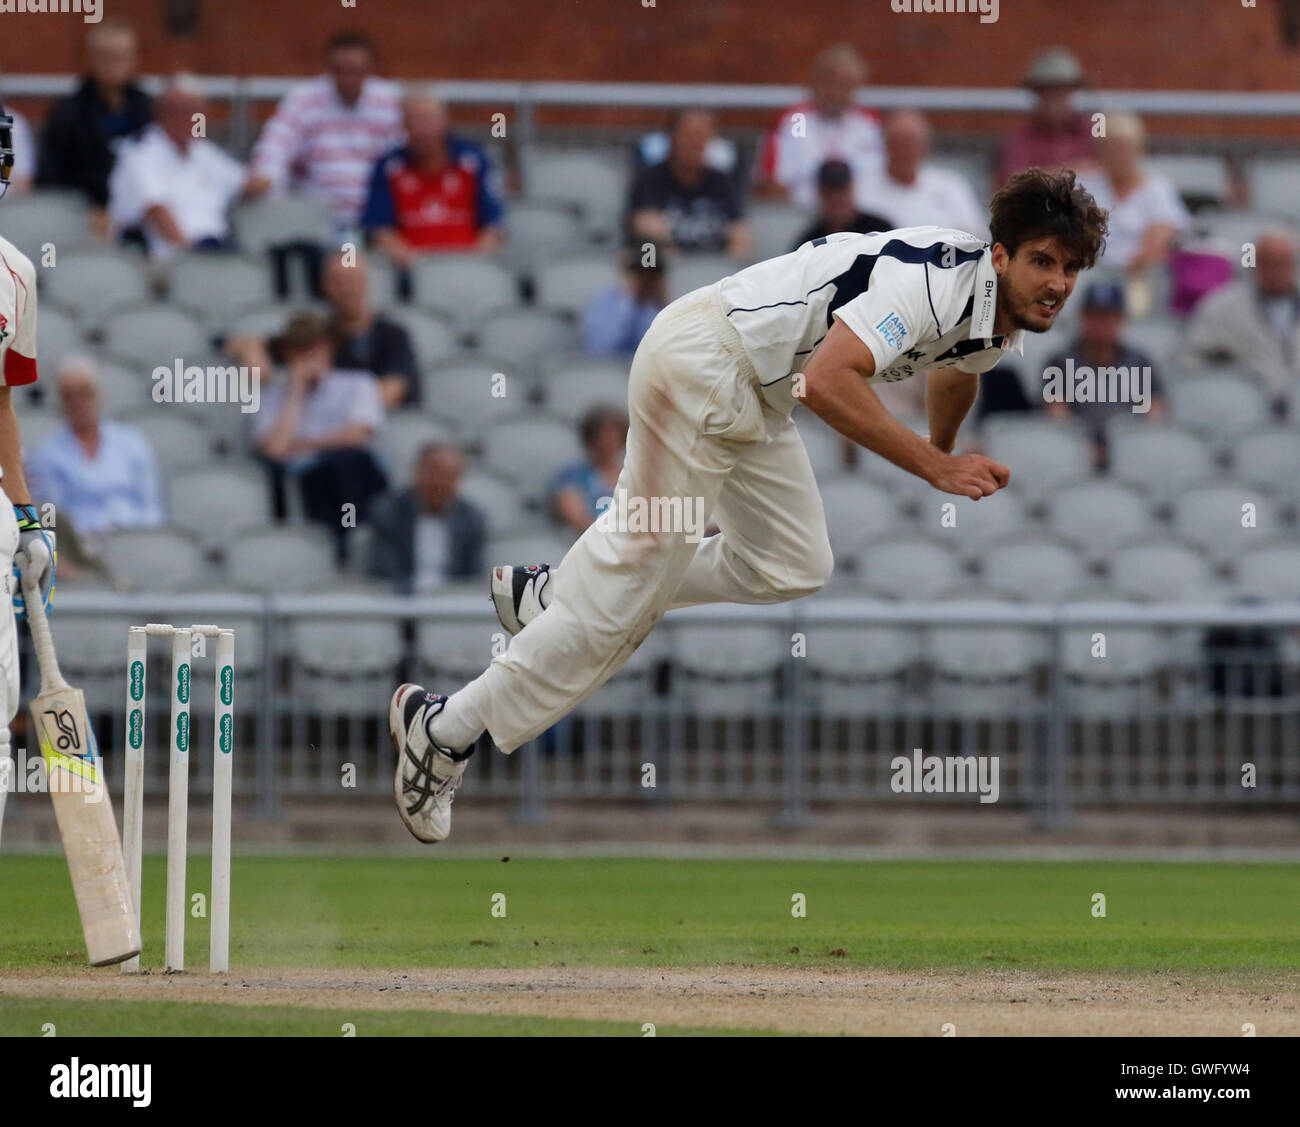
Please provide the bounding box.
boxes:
[1171,479,1283,565]
[33,303,84,372]
[805,619,919,714]
[42,249,150,326]
[1231,425,1300,494]
[667,254,738,299]
[377,411,453,485]
[384,307,459,365]
[231,195,334,253]
[503,200,585,263]
[980,533,1088,601]
[856,534,963,599]
[932,489,1030,564]
[748,203,809,259]
[473,307,577,369]
[167,462,272,547]
[1233,541,1300,600]
[481,414,582,492]
[1108,424,1212,502]
[225,526,337,593]
[49,613,135,712]
[1169,374,1269,440]
[103,304,211,367]
[525,150,626,239]
[288,617,404,713]
[539,361,628,421]
[1046,478,1156,565]
[410,255,518,325]
[1145,154,1228,204]
[983,418,1093,497]
[1248,159,1300,221]
[928,619,1043,714]
[1108,537,1218,601]
[224,302,322,341]
[458,470,536,536]
[533,255,620,316]
[91,362,154,415]
[118,409,214,470]
[798,416,851,478]
[668,621,787,716]
[169,254,276,329]
[421,357,524,439]
[486,531,575,569]
[1063,622,1168,718]
[99,527,207,592]
[415,618,506,683]
[818,476,906,563]
[0,189,92,262]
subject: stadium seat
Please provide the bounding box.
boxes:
[979,534,1090,601]
[415,618,503,683]
[804,619,919,715]
[856,533,963,599]
[533,254,620,316]
[94,361,156,415]
[378,411,453,485]
[225,525,337,593]
[421,356,523,440]
[1046,478,1156,565]
[818,475,906,564]
[931,489,1030,565]
[1,189,91,263]
[1145,153,1229,206]
[1062,621,1168,718]
[1107,537,1219,600]
[927,619,1044,714]
[287,617,404,714]
[42,249,151,326]
[1231,425,1300,498]
[1233,541,1300,600]
[667,621,787,715]
[49,612,130,712]
[1168,373,1269,440]
[537,358,628,420]
[366,255,399,305]
[33,303,84,372]
[224,302,323,340]
[486,530,574,569]
[473,307,578,370]
[118,408,215,471]
[982,417,1093,498]
[524,149,627,239]
[1107,424,1213,502]
[798,416,851,478]
[747,202,808,260]
[457,469,537,536]
[166,462,273,547]
[17,409,64,454]
[383,307,460,365]
[99,527,208,592]
[1127,317,1183,370]
[102,304,211,368]
[481,414,583,493]
[409,254,518,324]
[1247,158,1300,221]
[231,195,334,254]
[1171,480,1283,565]
[503,200,586,266]
[169,253,276,329]
[667,254,738,299]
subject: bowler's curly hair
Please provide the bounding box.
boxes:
[989,168,1108,270]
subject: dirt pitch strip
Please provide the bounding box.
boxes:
[3,966,1297,1035]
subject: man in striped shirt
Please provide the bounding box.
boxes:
[249,33,403,233]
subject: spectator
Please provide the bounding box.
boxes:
[858,111,987,237]
[754,43,883,210]
[252,312,388,560]
[36,19,151,236]
[247,33,402,233]
[1084,112,1189,276]
[0,79,35,195]
[1183,228,1300,416]
[549,405,627,537]
[789,159,892,249]
[997,48,1096,185]
[108,75,266,260]
[628,109,751,258]
[362,89,504,268]
[368,443,486,593]
[1042,280,1167,467]
[25,356,164,541]
[581,246,667,357]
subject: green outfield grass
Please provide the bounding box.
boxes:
[3,855,1296,1035]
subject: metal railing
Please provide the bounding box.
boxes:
[34,590,1300,829]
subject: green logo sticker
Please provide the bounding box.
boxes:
[128,708,143,749]
[177,664,191,705]
[176,712,189,753]
[220,665,233,706]
[219,713,233,754]
[129,660,145,702]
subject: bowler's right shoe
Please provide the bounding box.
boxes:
[389,684,474,843]
[491,563,554,636]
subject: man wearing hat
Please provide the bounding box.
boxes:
[1042,279,1166,467]
[998,48,1097,185]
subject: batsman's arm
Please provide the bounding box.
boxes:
[801,321,1009,500]
[0,387,33,505]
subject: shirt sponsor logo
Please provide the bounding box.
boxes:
[874,312,908,350]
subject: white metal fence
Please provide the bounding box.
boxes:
[34,590,1300,828]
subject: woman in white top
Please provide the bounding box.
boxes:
[1087,111,1189,275]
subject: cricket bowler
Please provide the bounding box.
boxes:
[389,167,1108,843]
[0,102,58,846]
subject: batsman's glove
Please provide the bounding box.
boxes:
[12,504,56,621]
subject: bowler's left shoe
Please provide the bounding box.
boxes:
[389,684,474,843]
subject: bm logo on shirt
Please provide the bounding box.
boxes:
[874,312,908,350]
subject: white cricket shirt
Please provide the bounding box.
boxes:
[716,226,1025,416]
[0,234,38,388]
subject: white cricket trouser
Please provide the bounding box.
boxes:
[456,283,833,753]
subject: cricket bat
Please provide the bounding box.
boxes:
[22,559,140,966]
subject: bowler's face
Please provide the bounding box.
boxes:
[994,235,1080,333]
